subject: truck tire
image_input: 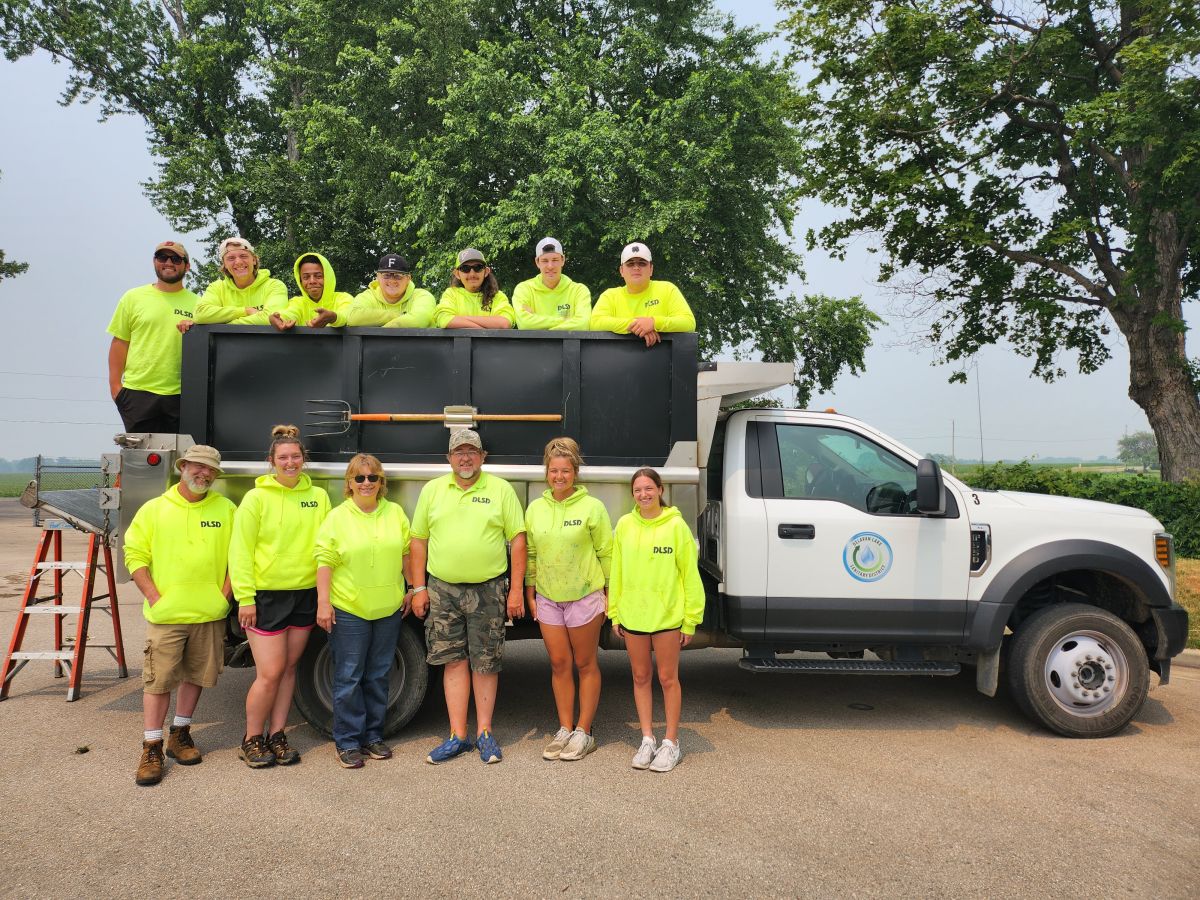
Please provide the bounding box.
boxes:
[293,622,430,739]
[1006,602,1149,738]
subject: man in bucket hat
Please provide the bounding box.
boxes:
[123,445,236,786]
[409,429,526,765]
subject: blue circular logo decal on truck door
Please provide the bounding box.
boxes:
[843,532,893,582]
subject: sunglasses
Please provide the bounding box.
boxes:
[155,252,186,264]
[457,263,488,273]
[353,474,381,484]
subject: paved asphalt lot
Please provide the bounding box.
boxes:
[0,499,1196,898]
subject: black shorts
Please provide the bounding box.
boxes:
[247,588,317,634]
[115,388,180,433]
[621,623,682,636]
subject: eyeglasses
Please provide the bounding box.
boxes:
[353,474,381,484]
[155,252,186,264]
[451,448,481,457]
[378,272,410,280]
[457,263,487,274]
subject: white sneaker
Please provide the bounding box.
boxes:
[631,736,657,769]
[559,728,596,761]
[648,739,682,772]
[542,727,572,760]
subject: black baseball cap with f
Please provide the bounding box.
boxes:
[377,252,411,273]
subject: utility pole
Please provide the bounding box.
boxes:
[975,360,985,467]
[951,419,956,474]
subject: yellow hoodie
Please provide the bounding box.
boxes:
[194,269,288,324]
[590,280,696,333]
[348,280,437,328]
[524,486,612,602]
[233,253,354,327]
[314,497,411,620]
[433,286,516,328]
[229,472,332,605]
[512,274,592,330]
[608,505,704,635]
[124,485,237,625]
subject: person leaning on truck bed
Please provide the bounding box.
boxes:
[512,237,591,330]
[106,240,197,433]
[237,252,354,331]
[347,252,436,328]
[123,444,236,787]
[192,237,288,325]
[409,429,527,765]
[590,242,696,347]
[433,248,516,329]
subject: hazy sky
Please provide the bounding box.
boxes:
[0,2,1180,462]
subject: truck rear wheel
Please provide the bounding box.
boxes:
[293,623,430,739]
[1006,602,1149,738]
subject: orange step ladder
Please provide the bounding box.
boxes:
[1,527,129,701]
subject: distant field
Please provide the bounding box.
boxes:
[1174,559,1200,649]
[0,472,102,498]
[951,463,1159,480]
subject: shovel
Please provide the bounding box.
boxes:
[305,401,562,437]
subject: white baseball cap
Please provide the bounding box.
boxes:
[620,242,652,264]
[534,237,563,257]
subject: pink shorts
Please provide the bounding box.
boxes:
[535,590,606,629]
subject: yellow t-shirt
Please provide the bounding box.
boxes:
[106,284,198,395]
[411,472,525,583]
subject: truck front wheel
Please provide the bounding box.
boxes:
[293,622,430,739]
[1006,603,1149,738]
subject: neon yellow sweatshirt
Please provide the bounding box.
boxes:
[194,269,288,324]
[348,280,437,328]
[124,485,236,624]
[590,280,696,333]
[608,505,704,635]
[433,286,515,328]
[314,497,411,621]
[512,274,592,330]
[524,487,612,602]
[229,473,332,605]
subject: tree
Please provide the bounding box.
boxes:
[1,0,879,394]
[0,172,29,283]
[782,1,1200,479]
[1117,430,1159,470]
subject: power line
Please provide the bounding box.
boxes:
[0,370,106,380]
[0,418,119,426]
[0,395,111,402]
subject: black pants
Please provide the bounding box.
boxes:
[115,388,180,433]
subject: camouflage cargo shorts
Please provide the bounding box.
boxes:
[425,574,507,673]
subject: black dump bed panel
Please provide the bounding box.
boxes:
[181,327,697,464]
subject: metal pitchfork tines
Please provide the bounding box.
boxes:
[305,401,563,437]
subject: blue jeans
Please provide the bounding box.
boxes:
[328,607,403,750]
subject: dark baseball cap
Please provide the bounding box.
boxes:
[377,253,411,273]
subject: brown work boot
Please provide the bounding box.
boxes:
[239,734,276,769]
[135,739,165,787]
[166,725,202,765]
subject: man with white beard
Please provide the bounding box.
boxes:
[123,445,236,786]
[409,430,526,765]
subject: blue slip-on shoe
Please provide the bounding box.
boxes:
[476,729,503,764]
[425,733,474,765]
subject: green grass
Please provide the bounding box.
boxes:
[0,472,102,497]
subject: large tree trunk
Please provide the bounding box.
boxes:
[1111,211,1200,482]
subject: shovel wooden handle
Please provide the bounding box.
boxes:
[349,413,562,423]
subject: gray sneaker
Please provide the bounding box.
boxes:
[558,728,596,761]
[648,739,682,772]
[542,727,572,760]
[631,736,657,770]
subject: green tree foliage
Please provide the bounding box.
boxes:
[1118,430,1159,470]
[0,172,29,283]
[782,0,1200,479]
[1,0,879,391]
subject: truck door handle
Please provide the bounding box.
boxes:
[778,523,815,540]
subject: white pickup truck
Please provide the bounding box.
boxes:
[88,331,1187,739]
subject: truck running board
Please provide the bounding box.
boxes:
[739,657,961,676]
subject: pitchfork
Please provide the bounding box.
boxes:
[305,401,563,437]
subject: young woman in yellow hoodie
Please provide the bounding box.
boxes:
[524,437,612,762]
[609,467,704,773]
[229,425,331,768]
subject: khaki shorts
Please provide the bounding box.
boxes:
[142,620,225,693]
[425,575,507,673]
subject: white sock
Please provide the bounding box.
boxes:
[144,729,164,742]
[172,715,192,728]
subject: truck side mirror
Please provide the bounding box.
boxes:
[915,459,945,514]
